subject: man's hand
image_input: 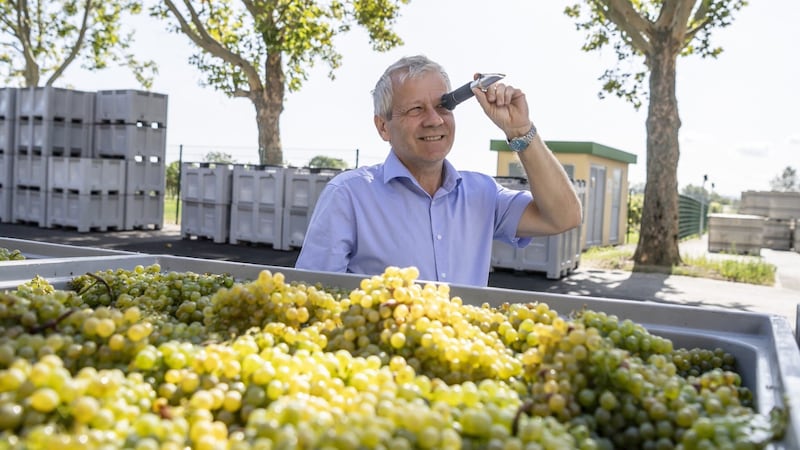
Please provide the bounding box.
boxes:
[472,75,531,139]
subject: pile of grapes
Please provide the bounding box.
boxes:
[0,247,25,261]
[0,264,787,449]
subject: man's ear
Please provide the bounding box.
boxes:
[374,115,391,142]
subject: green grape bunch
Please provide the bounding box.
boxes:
[0,248,25,261]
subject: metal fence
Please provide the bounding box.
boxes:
[678,194,709,239]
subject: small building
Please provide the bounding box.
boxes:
[491,139,638,250]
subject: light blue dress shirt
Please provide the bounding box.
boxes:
[295,151,533,286]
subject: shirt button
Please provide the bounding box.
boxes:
[441,273,447,279]
[436,234,442,240]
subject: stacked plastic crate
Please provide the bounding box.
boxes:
[0,88,15,222]
[93,90,168,230]
[490,177,585,279]
[280,167,343,250]
[180,162,233,243]
[228,165,286,247]
[13,87,95,227]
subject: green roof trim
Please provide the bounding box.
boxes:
[490,139,638,164]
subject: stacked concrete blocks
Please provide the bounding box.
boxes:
[229,165,286,248]
[708,214,765,256]
[180,162,233,243]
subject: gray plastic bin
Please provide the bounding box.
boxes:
[0,237,134,260]
[0,250,798,449]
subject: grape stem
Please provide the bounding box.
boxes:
[512,399,534,436]
[28,308,76,334]
[77,273,115,304]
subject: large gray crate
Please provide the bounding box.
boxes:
[123,191,163,230]
[180,162,233,204]
[11,187,47,226]
[281,167,341,250]
[0,252,797,449]
[48,156,126,194]
[126,155,165,194]
[0,237,133,260]
[15,119,93,156]
[95,90,168,127]
[708,213,765,255]
[12,151,48,189]
[16,86,94,123]
[0,186,10,223]
[93,123,167,159]
[229,165,285,247]
[0,119,12,153]
[180,200,229,243]
[46,191,125,232]
[490,177,584,279]
[0,88,16,120]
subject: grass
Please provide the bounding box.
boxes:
[581,245,777,286]
[163,195,181,226]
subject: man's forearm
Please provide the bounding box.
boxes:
[517,132,582,234]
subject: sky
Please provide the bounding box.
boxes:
[59,0,800,199]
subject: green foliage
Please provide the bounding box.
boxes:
[769,166,798,192]
[165,161,180,197]
[151,0,409,96]
[203,151,237,164]
[627,192,643,234]
[0,0,156,87]
[308,155,349,169]
[563,0,748,109]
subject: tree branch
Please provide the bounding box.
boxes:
[46,0,92,86]
[17,0,39,86]
[685,0,714,42]
[164,0,262,95]
[600,0,654,54]
[669,0,698,43]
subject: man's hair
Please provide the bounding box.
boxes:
[372,55,451,120]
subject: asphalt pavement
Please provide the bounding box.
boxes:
[1,222,798,334]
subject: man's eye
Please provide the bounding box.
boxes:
[405,106,423,117]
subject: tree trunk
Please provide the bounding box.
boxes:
[254,52,286,165]
[633,35,682,268]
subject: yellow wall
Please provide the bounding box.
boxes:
[496,151,631,249]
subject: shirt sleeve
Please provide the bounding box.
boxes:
[295,183,355,272]
[494,183,534,248]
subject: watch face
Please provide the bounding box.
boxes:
[510,139,526,152]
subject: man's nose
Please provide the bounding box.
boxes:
[422,106,444,126]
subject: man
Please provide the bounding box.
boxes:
[295,55,581,286]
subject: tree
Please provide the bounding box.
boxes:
[203,151,237,164]
[166,160,180,197]
[152,0,408,166]
[565,0,747,268]
[770,166,798,192]
[0,0,156,88]
[308,155,349,169]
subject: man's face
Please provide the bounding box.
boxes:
[374,71,455,169]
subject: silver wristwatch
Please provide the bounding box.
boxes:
[508,123,537,152]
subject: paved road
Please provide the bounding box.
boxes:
[2,222,798,334]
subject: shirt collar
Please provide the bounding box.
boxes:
[383,150,462,192]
